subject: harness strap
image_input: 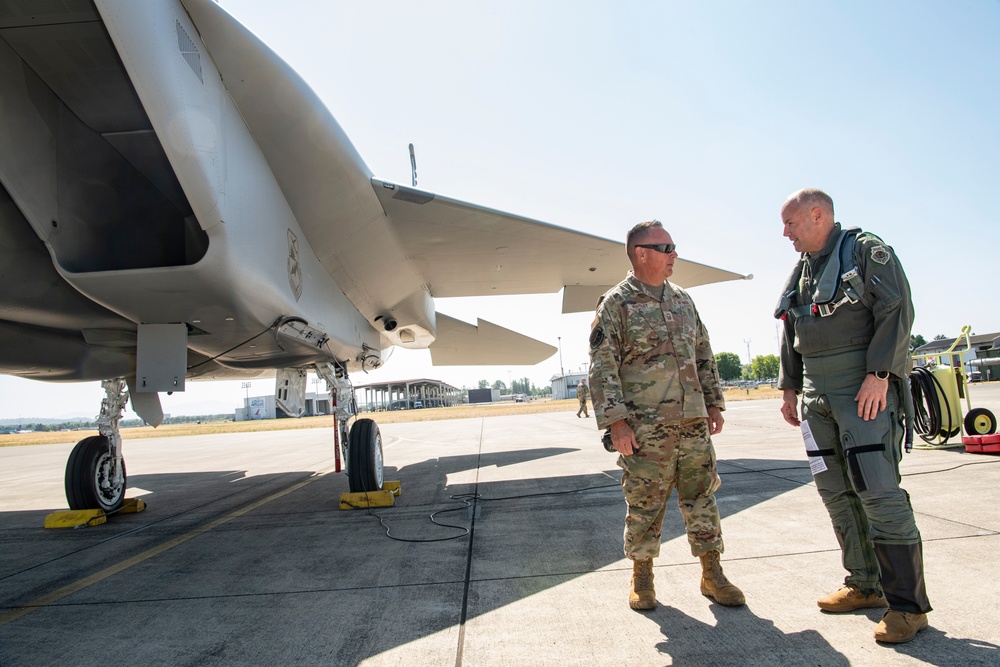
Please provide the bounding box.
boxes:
[813,227,860,304]
[774,226,864,321]
[805,449,835,457]
[845,444,886,456]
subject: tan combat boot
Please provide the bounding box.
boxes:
[817,585,888,613]
[699,550,745,606]
[874,610,928,643]
[629,559,656,610]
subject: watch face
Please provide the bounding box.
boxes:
[875,371,889,380]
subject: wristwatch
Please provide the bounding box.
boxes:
[872,370,890,380]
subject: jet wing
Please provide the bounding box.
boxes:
[372,180,750,314]
[181,0,750,333]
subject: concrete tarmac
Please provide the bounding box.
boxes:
[2,385,1000,666]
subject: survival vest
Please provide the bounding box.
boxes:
[774,226,868,321]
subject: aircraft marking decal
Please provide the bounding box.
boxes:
[287,229,303,301]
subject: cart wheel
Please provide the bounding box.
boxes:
[964,408,997,436]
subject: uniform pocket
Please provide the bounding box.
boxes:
[619,455,664,482]
[843,418,896,495]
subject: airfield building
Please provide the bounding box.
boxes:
[914,331,1000,382]
[551,372,589,400]
[354,378,461,412]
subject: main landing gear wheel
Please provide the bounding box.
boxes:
[965,408,998,436]
[65,435,127,512]
[348,418,384,493]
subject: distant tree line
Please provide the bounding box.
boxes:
[713,333,935,385]
[6,414,234,432]
[475,377,552,396]
[715,351,779,382]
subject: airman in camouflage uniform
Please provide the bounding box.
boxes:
[589,220,744,611]
[777,188,931,644]
[576,379,590,417]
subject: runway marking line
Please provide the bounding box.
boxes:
[0,466,336,626]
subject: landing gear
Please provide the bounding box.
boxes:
[65,436,127,511]
[65,379,128,511]
[316,361,384,493]
[348,418,384,492]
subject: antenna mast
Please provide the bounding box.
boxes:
[408,143,417,187]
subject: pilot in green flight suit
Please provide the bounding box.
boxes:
[776,188,931,645]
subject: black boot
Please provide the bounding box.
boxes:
[872,540,932,614]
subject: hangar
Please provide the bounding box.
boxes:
[551,372,589,400]
[354,378,462,412]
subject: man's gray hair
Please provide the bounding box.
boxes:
[785,188,835,217]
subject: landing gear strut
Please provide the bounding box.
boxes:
[65,379,128,511]
[317,362,384,493]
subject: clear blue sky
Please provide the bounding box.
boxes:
[2,0,998,420]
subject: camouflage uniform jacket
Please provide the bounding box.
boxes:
[778,223,914,392]
[589,273,725,430]
[577,383,590,400]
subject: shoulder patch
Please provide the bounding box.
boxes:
[870,245,891,265]
[590,326,605,349]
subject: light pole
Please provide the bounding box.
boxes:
[241,381,251,420]
[557,336,565,399]
[744,338,752,365]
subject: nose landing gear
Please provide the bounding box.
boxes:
[65,379,128,512]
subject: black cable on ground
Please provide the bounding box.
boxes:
[359,456,1000,542]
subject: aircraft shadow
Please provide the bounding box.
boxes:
[4,447,992,666]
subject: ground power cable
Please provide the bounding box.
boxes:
[360,456,1000,543]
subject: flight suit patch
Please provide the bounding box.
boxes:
[870,245,890,265]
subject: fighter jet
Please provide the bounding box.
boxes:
[0,0,749,512]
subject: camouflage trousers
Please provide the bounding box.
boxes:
[618,417,723,561]
[577,398,589,417]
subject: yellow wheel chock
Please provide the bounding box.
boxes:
[339,481,401,510]
[43,498,147,529]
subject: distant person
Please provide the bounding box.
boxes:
[775,188,931,644]
[576,379,590,418]
[589,220,744,611]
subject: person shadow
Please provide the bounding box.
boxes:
[890,627,1000,666]
[650,600,1000,667]
[651,602,849,667]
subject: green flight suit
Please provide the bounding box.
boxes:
[778,223,931,614]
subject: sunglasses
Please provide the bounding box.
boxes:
[635,243,677,254]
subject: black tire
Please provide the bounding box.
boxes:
[65,436,127,511]
[348,418,384,492]
[964,408,997,436]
